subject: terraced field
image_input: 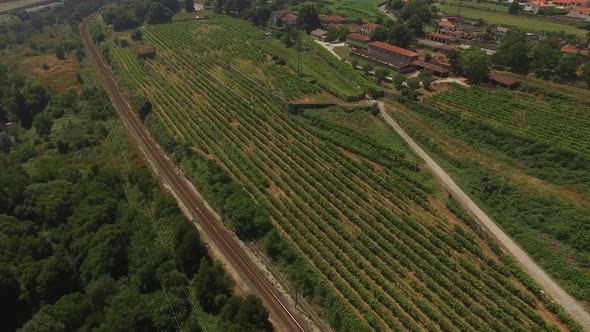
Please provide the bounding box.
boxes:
[105,16,578,331]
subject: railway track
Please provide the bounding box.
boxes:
[80,18,309,332]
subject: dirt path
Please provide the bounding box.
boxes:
[377,101,590,331]
[80,18,314,332]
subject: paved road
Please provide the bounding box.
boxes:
[378,102,590,331]
[80,18,309,332]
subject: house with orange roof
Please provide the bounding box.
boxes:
[351,41,419,72]
[346,33,370,44]
[560,44,589,54]
[552,0,589,8]
[321,15,348,26]
[567,6,590,19]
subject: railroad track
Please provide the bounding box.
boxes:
[80,18,309,332]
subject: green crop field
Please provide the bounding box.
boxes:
[393,83,590,304]
[427,85,590,158]
[439,5,586,36]
[324,0,383,21]
[104,15,578,331]
[0,0,49,13]
[441,0,508,13]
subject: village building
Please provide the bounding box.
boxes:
[560,44,589,54]
[552,0,589,8]
[321,15,348,26]
[352,41,419,72]
[486,72,520,89]
[568,6,590,19]
[270,10,294,26]
[282,13,298,26]
[412,60,450,77]
[346,33,370,44]
[495,26,509,40]
[524,1,555,13]
[359,23,380,36]
[311,29,328,41]
[437,20,465,40]
[427,32,453,44]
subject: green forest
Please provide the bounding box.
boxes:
[0,1,272,330]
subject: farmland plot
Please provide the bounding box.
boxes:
[105,16,579,331]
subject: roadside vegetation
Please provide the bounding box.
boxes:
[0,1,271,330]
[97,8,581,330]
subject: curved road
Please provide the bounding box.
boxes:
[80,19,309,332]
[378,102,590,331]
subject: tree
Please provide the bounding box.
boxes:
[193,259,232,314]
[375,68,390,82]
[387,23,413,48]
[174,220,207,277]
[495,29,531,73]
[85,275,117,309]
[32,112,53,137]
[531,40,561,76]
[387,23,413,47]
[460,48,490,83]
[54,45,65,60]
[351,58,359,69]
[146,2,173,24]
[249,6,271,27]
[508,1,521,14]
[132,95,152,121]
[582,62,590,88]
[407,15,424,37]
[399,0,432,22]
[390,0,404,11]
[79,223,130,283]
[185,0,195,12]
[424,52,432,62]
[393,73,405,90]
[407,77,421,90]
[370,25,388,42]
[556,53,582,80]
[419,69,434,88]
[297,4,320,33]
[23,293,90,332]
[233,295,269,330]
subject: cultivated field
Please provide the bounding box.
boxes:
[0,0,52,13]
[439,5,586,36]
[105,16,578,331]
[391,82,590,307]
[324,0,383,21]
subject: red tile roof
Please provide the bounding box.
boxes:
[327,22,340,29]
[347,33,370,42]
[429,32,452,40]
[570,6,590,11]
[362,23,380,29]
[282,13,298,22]
[439,20,455,28]
[488,72,519,86]
[369,41,419,57]
[322,15,347,22]
[561,44,579,53]
[412,60,449,74]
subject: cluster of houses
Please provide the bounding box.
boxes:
[519,0,590,20]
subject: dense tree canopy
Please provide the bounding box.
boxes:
[460,48,490,83]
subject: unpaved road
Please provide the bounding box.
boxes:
[80,18,310,332]
[378,102,590,331]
